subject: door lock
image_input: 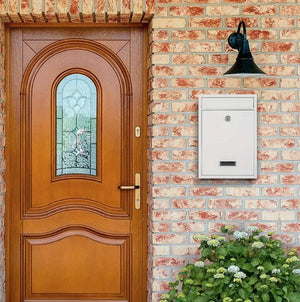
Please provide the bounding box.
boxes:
[118,173,141,209]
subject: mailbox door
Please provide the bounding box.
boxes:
[200,110,256,178]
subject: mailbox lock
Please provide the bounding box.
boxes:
[225,115,231,122]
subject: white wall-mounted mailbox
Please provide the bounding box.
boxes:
[198,94,257,179]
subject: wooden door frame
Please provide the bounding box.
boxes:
[4,23,148,302]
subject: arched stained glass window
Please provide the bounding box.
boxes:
[56,73,97,176]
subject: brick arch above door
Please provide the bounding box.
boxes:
[0,0,155,23]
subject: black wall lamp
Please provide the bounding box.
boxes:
[224,21,265,76]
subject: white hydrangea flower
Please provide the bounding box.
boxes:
[194,261,205,268]
[227,265,240,274]
[234,271,246,279]
[251,242,264,249]
[233,231,248,239]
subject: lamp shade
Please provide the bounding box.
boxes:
[224,21,265,76]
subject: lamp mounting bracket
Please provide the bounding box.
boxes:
[228,32,244,50]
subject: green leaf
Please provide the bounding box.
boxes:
[251,258,260,267]
[221,226,227,233]
[194,296,211,302]
[262,293,270,302]
[201,247,211,259]
[239,289,248,299]
[242,263,255,272]
[289,293,300,302]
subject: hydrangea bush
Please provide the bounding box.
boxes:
[161,226,300,302]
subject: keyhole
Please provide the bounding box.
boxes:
[225,115,231,122]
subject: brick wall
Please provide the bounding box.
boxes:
[147,1,300,301]
[0,0,299,301]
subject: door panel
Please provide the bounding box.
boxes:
[7,27,146,302]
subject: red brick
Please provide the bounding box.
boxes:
[208,30,233,40]
[172,222,205,232]
[171,30,205,40]
[152,90,186,101]
[189,17,222,28]
[149,150,169,161]
[153,268,170,279]
[172,199,206,209]
[226,211,259,221]
[152,18,186,29]
[282,151,300,161]
[243,5,276,15]
[153,257,186,267]
[244,78,277,89]
[190,210,222,220]
[208,222,241,233]
[281,199,300,209]
[208,55,229,64]
[190,187,223,197]
[273,234,295,244]
[245,199,278,209]
[280,175,300,185]
[153,234,186,244]
[153,66,186,76]
[208,78,241,88]
[281,30,300,40]
[246,223,277,232]
[258,127,277,137]
[207,5,239,15]
[151,78,169,89]
[262,114,296,124]
[262,90,296,101]
[172,102,198,112]
[152,163,185,173]
[172,126,197,136]
[262,66,295,76]
[172,54,205,64]
[171,78,204,88]
[152,42,186,53]
[151,114,186,125]
[153,187,186,198]
[281,102,300,112]
[155,7,167,16]
[262,17,295,28]
[149,102,169,113]
[148,126,169,137]
[226,187,259,197]
[280,78,300,88]
[248,30,277,40]
[208,199,241,209]
[189,42,222,52]
[261,139,294,148]
[150,138,186,149]
[262,211,295,221]
[249,175,278,185]
[281,223,300,233]
[169,6,204,16]
[151,174,170,184]
[280,127,300,136]
[280,5,300,15]
[189,66,221,76]
[261,163,294,173]
[172,150,197,161]
[152,30,169,41]
[225,17,258,28]
[151,222,170,232]
[172,246,200,256]
[263,187,295,197]
[172,174,197,184]
[281,54,300,64]
[152,210,187,221]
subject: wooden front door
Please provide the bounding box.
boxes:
[6,27,146,301]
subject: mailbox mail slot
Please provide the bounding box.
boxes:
[198,95,257,179]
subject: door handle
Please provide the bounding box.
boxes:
[118,173,141,210]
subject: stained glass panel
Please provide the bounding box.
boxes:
[56,73,97,176]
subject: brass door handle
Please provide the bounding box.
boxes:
[118,173,141,210]
[118,185,140,190]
